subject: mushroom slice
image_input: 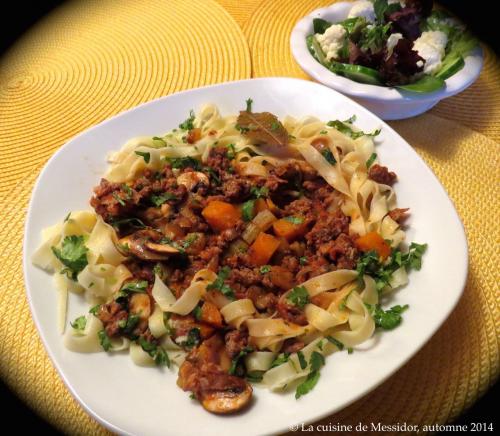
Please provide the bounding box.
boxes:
[117,230,179,261]
[177,171,210,191]
[201,383,253,414]
[144,241,179,254]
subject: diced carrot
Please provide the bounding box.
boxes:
[200,301,224,328]
[355,231,391,260]
[272,218,308,242]
[248,232,281,266]
[186,128,201,144]
[254,198,268,213]
[202,200,241,231]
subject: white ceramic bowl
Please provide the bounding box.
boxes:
[290,1,483,120]
[24,78,468,436]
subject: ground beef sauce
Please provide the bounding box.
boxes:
[90,141,395,413]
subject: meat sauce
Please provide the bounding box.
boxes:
[89,145,391,413]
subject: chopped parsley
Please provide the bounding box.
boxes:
[89,304,100,315]
[134,151,151,163]
[284,216,304,225]
[71,316,87,331]
[245,98,253,112]
[299,256,308,266]
[250,186,269,199]
[226,143,236,159]
[242,199,255,221]
[347,347,354,354]
[246,371,263,383]
[270,352,290,368]
[98,330,112,351]
[321,149,336,165]
[167,156,202,170]
[297,351,307,370]
[270,121,280,131]
[326,336,344,350]
[138,337,171,367]
[287,286,310,309]
[228,346,254,375]
[179,328,201,348]
[179,110,195,130]
[259,265,271,274]
[110,217,146,230]
[327,119,381,140]
[152,136,166,145]
[120,314,140,334]
[295,351,325,399]
[356,242,427,291]
[206,266,235,300]
[366,152,377,169]
[112,192,126,206]
[204,167,221,186]
[150,192,178,206]
[120,280,148,294]
[319,130,328,134]
[369,304,409,330]
[122,184,133,199]
[51,235,88,280]
[192,305,202,321]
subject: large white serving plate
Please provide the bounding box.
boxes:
[23,78,468,436]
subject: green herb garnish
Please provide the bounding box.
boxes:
[135,151,151,163]
[51,235,88,280]
[366,152,377,169]
[150,192,178,206]
[98,330,112,351]
[327,120,380,140]
[71,316,87,331]
[206,266,235,300]
[287,286,310,309]
[284,216,304,225]
[242,199,255,222]
[321,149,336,165]
[179,110,195,130]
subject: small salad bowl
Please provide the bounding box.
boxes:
[290,1,483,120]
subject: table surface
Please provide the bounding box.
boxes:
[0,0,498,434]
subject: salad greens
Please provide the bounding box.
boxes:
[306,2,477,92]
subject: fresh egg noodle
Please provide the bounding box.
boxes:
[32,104,411,391]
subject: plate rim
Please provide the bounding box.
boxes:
[22,76,469,435]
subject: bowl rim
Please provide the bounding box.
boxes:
[290,1,484,102]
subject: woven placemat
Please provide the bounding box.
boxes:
[242,0,500,142]
[0,0,250,199]
[0,0,249,433]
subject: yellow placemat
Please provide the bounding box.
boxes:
[0,0,249,433]
[242,0,500,142]
[0,0,251,199]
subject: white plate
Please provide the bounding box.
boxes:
[23,78,468,436]
[290,2,483,119]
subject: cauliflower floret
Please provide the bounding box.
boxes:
[315,24,347,61]
[412,31,448,74]
[348,1,376,23]
[388,0,406,6]
[386,33,403,57]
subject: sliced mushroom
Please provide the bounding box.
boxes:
[144,241,179,254]
[118,229,179,261]
[201,383,253,414]
[176,171,210,191]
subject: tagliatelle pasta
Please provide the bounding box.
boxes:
[33,102,427,414]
